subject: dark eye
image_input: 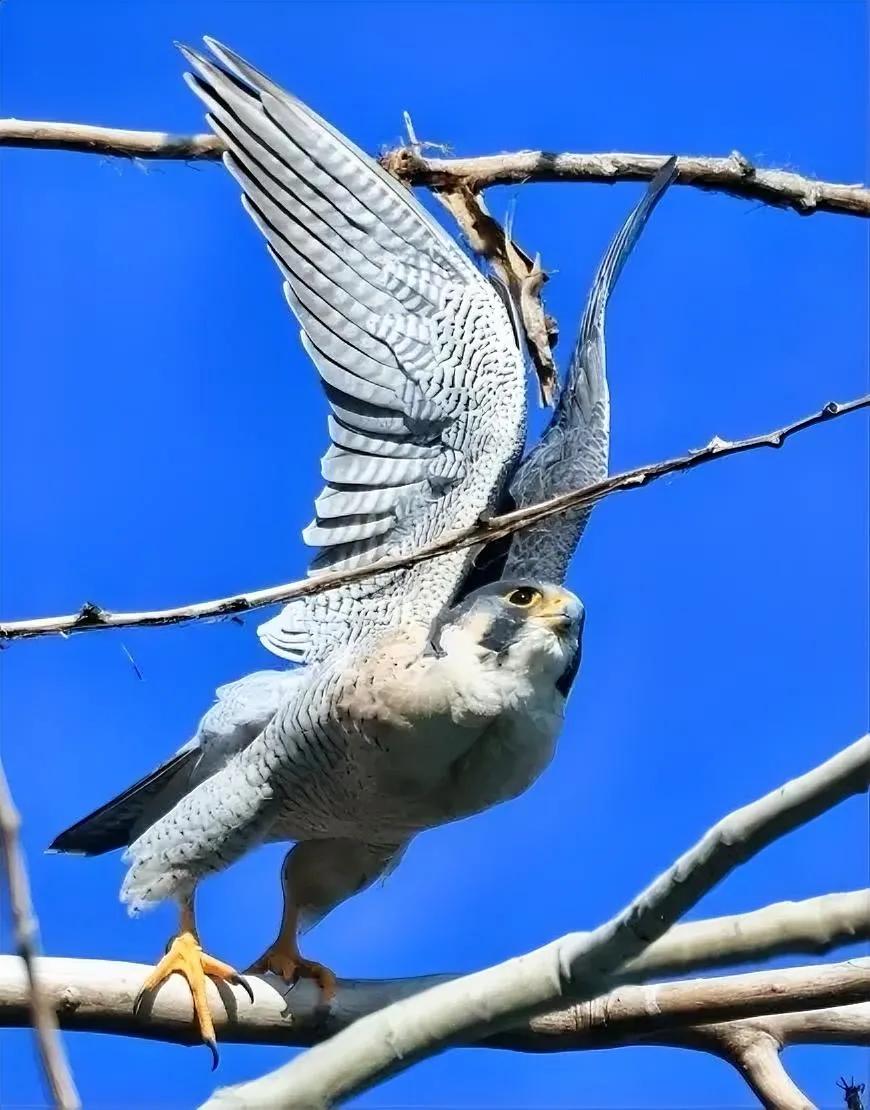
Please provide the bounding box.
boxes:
[507,586,541,608]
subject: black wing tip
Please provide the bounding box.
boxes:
[47,829,113,857]
[48,812,127,855]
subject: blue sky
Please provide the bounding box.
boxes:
[1,1,867,1107]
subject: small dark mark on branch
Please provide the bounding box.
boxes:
[74,602,107,627]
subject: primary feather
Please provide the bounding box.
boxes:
[181,39,527,666]
[503,157,678,582]
[51,670,301,857]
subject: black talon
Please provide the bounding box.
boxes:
[231,974,255,1004]
[132,987,148,1017]
[205,1037,220,1071]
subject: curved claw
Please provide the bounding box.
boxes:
[230,973,255,1005]
[134,932,248,1068]
[205,1036,220,1071]
[132,985,149,1018]
[246,947,337,1002]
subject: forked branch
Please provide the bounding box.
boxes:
[203,735,870,1107]
[1,894,866,1050]
[0,957,868,1066]
[665,1007,870,1110]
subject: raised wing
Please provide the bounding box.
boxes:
[182,40,527,663]
[500,159,678,583]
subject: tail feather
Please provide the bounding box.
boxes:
[49,747,200,856]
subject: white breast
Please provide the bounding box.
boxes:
[438,683,565,821]
[333,619,569,830]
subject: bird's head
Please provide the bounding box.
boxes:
[431,579,585,697]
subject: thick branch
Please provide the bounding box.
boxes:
[646,1005,870,1110]
[0,946,867,1052]
[203,737,870,1107]
[2,121,868,217]
[0,761,80,1109]
[689,1026,813,1110]
[2,394,866,644]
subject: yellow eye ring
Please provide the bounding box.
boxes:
[507,586,541,608]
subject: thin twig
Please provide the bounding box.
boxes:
[2,394,867,645]
[202,736,870,1107]
[0,761,80,1109]
[2,121,867,217]
[0,120,222,160]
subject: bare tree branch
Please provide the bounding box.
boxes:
[0,119,222,160]
[2,121,868,217]
[396,111,557,405]
[202,736,870,1108]
[499,966,870,1055]
[680,1025,814,1110]
[0,947,866,1052]
[0,761,80,1109]
[383,147,870,218]
[643,1006,870,1110]
[649,1003,870,1052]
[2,394,867,645]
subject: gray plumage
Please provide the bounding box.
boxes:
[52,40,674,947]
[119,579,583,911]
[503,157,677,582]
[182,40,528,668]
[50,670,300,856]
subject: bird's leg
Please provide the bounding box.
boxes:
[133,895,253,1068]
[247,902,337,999]
[246,839,407,1000]
[245,857,337,1000]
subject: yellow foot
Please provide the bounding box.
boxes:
[246,946,337,1001]
[134,932,254,1069]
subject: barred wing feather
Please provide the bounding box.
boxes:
[503,159,678,583]
[182,40,527,663]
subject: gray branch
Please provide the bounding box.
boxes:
[642,1005,870,1109]
[2,394,867,644]
[202,737,870,1107]
[675,1024,816,1110]
[1,120,868,217]
[0,903,866,1049]
[0,761,80,1109]
[666,1004,870,1110]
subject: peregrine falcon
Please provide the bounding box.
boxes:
[50,39,675,1065]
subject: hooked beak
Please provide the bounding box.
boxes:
[537,590,584,638]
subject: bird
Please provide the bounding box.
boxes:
[50,38,676,1066]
